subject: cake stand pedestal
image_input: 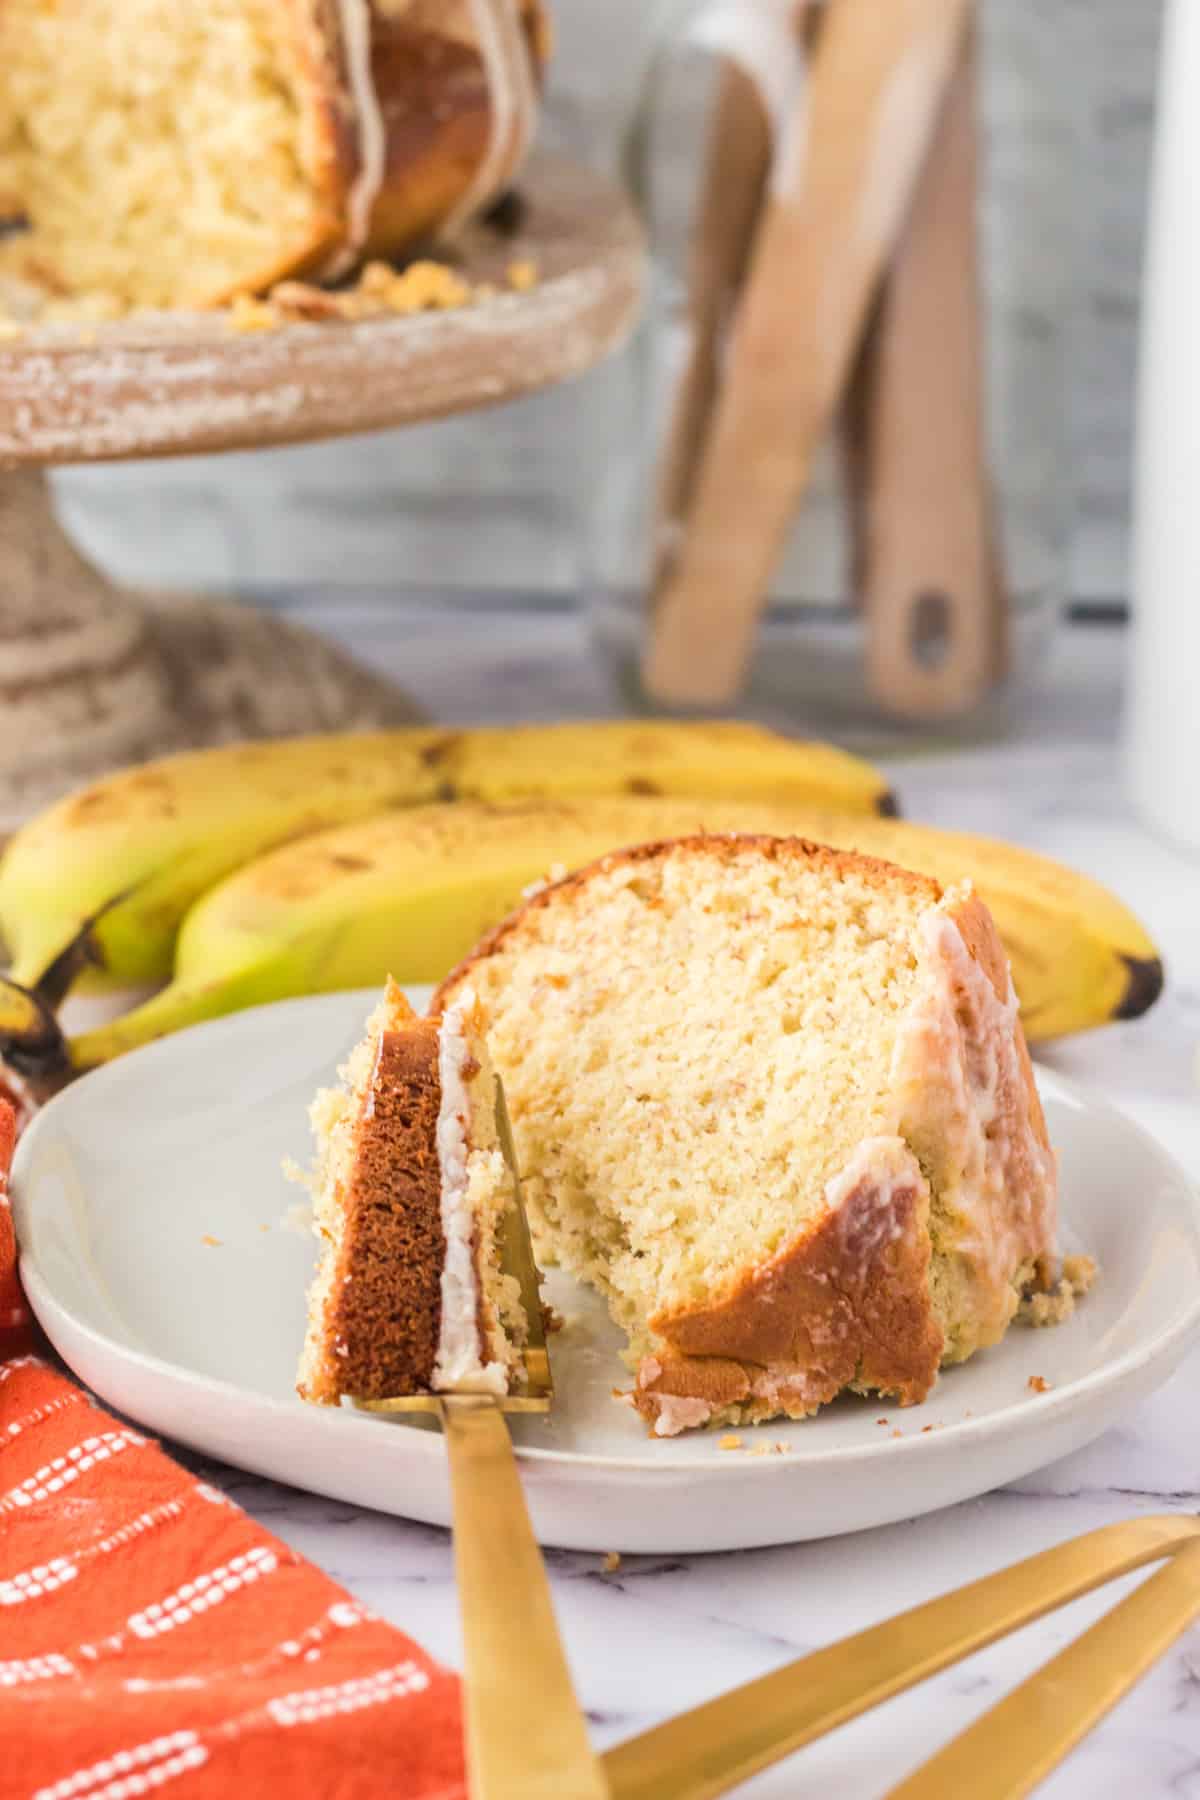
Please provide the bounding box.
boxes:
[0,153,643,821]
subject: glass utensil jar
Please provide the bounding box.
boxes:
[585,0,1084,742]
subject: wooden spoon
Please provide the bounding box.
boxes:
[856,17,1008,718]
[643,0,971,709]
[650,54,773,587]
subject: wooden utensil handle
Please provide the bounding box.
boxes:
[858,18,1008,719]
[652,57,773,580]
[644,0,972,708]
[441,1399,606,1800]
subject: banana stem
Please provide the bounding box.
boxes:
[0,976,71,1086]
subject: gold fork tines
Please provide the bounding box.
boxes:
[357,1080,606,1800]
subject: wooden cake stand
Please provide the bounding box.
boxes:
[0,154,643,821]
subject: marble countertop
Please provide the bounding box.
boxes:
[186,606,1200,1797]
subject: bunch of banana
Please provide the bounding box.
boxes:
[0,720,893,993]
[0,792,1162,1083]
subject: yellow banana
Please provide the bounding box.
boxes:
[0,721,892,993]
[58,795,1161,1073]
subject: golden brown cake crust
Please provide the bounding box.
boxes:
[433,832,945,1010]
[635,1147,945,1430]
[362,1,547,257]
[301,1021,447,1402]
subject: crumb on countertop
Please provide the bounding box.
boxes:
[602,1552,621,1574]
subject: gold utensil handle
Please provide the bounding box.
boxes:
[602,1515,1199,1800]
[441,1397,608,1800]
[889,1533,1200,1799]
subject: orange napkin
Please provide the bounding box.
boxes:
[0,1100,467,1799]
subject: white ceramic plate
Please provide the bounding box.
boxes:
[13,988,1200,1553]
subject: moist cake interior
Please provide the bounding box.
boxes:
[0,0,329,309]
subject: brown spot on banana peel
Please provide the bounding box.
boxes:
[1115,954,1165,1022]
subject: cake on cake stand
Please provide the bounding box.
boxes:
[0,154,643,822]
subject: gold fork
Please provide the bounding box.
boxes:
[360,1087,606,1800]
[602,1513,1200,1800]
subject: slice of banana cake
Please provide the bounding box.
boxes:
[433,835,1061,1436]
[297,980,526,1405]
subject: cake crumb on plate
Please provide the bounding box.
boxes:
[602,1552,621,1573]
[201,1234,222,1248]
[1028,1375,1051,1394]
[719,1434,743,1451]
[1021,1255,1097,1327]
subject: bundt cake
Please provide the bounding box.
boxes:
[0,0,548,312]
[296,978,526,1404]
[432,834,1060,1436]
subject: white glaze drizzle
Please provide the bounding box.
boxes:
[891,906,1059,1343]
[439,0,538,241]
[433,992,507,1394]
[324,0,387,279]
